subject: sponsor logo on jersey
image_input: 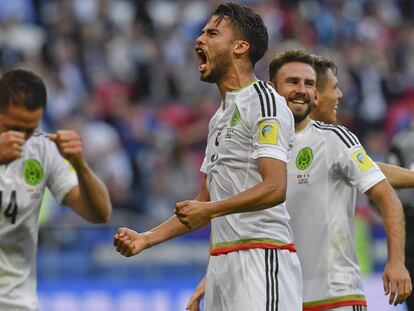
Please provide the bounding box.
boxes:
[259,121,278,145]
[296,147,313,170]
[225,128,234,139]
[352,149,374,172]
[230,106,241,127]
[23,159,44,185]
[27,187,42,200]
[30,192,42,200]
[296,173,310,184]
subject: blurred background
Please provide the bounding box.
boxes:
[0,0,413,310]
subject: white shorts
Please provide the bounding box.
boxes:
[204,248,302,311]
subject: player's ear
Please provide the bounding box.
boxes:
[234,40,249,57]
[314,92,320,107]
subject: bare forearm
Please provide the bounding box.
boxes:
[146,187,209,247]
[378,162,414,189]
[204,159,286,218]
[75,160,112,223]
[145,215,194,247]
[175,159,287,229]
[208,181,285,218]
[367,180,406,263]
[382,199,405,264]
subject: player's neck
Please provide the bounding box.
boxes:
[295,117,311,132]
[217,65,257,106]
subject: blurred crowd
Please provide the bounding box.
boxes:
[2,0,414,229]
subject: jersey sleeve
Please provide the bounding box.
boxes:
[248,87,294,163]
[45,142,78,204]
[200,154,208,174]
[329,126,385,193]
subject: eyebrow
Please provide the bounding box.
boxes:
[285,77,316,84]
[201,27,219,34]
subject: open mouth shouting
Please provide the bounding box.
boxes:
[195,46,208,72]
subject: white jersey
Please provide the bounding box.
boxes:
[0,130,78,311]
[287,120,385,311]
[200,80,296,256]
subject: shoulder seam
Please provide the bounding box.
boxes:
[253,81,276,117]
[262,81,277,117]
[313,122,358,148]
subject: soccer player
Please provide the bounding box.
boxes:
[114,3,302,310]
[187,51,412,311]
[271,50,411,310]
[387,124,414,311]
[0,69,112,311]
[311,56,414,190]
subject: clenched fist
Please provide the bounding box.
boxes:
[175,200,212,230]
[49,130,84,167]
[0,131,25,164]
[114,227,148,257]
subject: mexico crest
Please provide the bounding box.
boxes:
[23,159,44,186]
[296,147,313,170]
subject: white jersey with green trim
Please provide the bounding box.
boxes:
[287,120,385,310]
[200,80,296,255]
[0,130,78,311]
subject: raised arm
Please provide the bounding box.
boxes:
[377,162,414,189]
[365,179,412,305]
[114,174,210,257]
[63,162,111,223]
[49,130,112,223]
[175,157,286,230]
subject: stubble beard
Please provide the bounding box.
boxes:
[290,99,313,123]
[293,105,312,123]
[200,51,231,84]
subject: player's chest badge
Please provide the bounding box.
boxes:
[23,159,44,200]
[225,106,241,139]
[295,147,313,184]
[23,159,44,186]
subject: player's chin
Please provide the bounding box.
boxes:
[199,72,210,82]
[199,69,217,83]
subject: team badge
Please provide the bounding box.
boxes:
[296,147,313,170]
[23,159,44,185]
[352,149,374,172]
[230,106,241,127]
[259,121,278,145]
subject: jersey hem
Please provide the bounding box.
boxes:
[303,294,366,311]
[210,238,296,256]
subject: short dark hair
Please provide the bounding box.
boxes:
[0,69,47,113]
[313,56,338,91]
[268,49,315,82]
[211,2,268,66]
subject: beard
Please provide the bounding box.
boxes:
[287,94,313,123]
[292,104,312,123]
[200,50,231,83]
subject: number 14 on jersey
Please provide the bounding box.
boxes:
[0,191,18,224]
